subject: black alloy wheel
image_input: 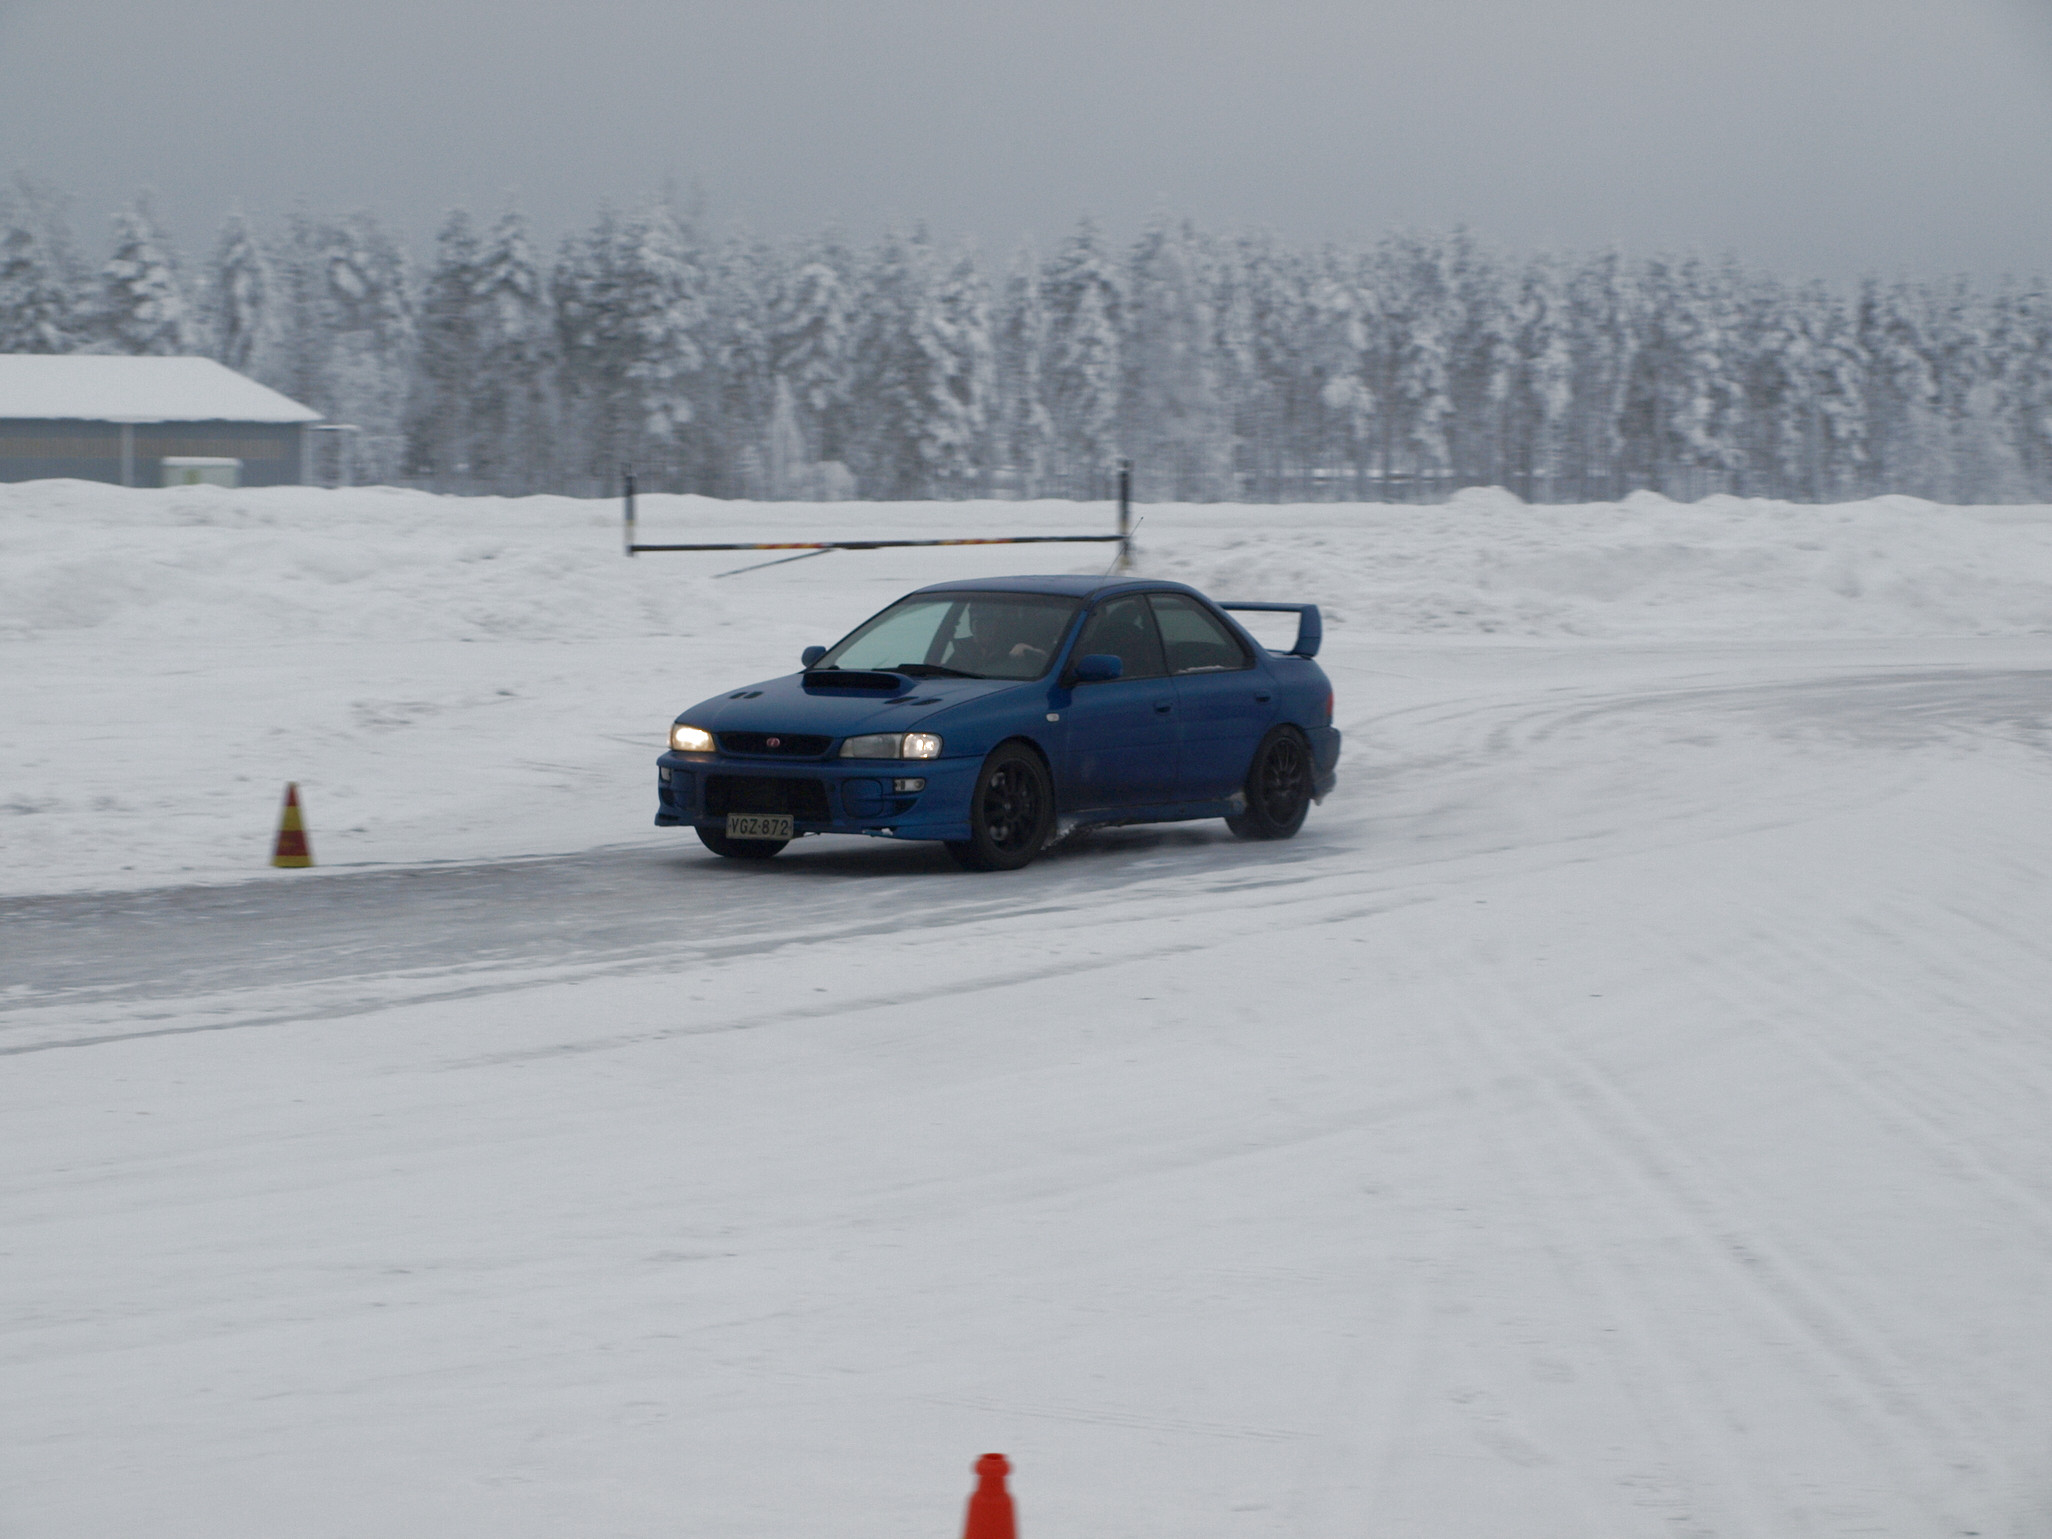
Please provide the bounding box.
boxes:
[696,823,788,860]
[1226,727,1312,841]
[947,743,1055,871]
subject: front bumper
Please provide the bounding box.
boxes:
[656,751,979,842]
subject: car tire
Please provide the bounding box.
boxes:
[1225,726,1313,841]
[696,823,788,860]
[946,742,1055,872]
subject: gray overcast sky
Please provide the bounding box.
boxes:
[2,0,2050,280]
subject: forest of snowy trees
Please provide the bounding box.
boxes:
[4,177,2051,504]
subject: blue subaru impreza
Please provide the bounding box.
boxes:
[656,575,1340,871]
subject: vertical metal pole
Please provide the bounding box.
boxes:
[120,423,134,488]
[623,466,637,557]
[1116,458,1132,571]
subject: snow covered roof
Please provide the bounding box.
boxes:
[0,355,320,424]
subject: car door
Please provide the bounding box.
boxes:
[1148,592,1276,801]
[1052,594,1177,809]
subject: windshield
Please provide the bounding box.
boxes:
[818,592,1081,681]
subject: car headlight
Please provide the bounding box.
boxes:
[839,731,943,760]
[669,723,715,753]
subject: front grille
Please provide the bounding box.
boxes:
[703,775,832,822]
[718,731,833,757]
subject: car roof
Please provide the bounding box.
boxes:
[907,575,1205,600]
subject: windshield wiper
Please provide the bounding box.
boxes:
[890,663,983,679]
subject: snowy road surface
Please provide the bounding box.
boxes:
[9,624,2052,1537]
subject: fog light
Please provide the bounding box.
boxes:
[893,777,926,793]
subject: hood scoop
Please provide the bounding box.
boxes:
[802,669,908,695]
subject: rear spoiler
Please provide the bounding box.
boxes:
[1219,602,1322,659]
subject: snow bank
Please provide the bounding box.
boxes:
[8,480,2052,650]
[6,480,2052,894]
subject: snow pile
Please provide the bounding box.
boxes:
[7,481,2052,648]
[1152,487,2052,638]
[6,479,2052,894]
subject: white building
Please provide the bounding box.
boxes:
[0,355,322,487]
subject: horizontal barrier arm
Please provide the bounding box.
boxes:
[629,534,1127,553]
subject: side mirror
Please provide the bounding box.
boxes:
[800,645,828,668]
[1072,653,1123,683]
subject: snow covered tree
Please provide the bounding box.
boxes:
[405,209,483,485]
[1205,234,1265,498]
[317,213,415,483]
[1859,280,1952,499]
[994,248,1055,497]
[847,230,969,499]
[1375,235,1455,494]
[0,219,80,353]
[610,203,707,490]
[0,178,90,354]
[553,203,705,492]
[100,198,194,355]
[1623,257,1745,497]
[764,374,807,497]
[932,245,994,494]
[1042,219,1122,497]
[1741,277,1820,498]
[701,232,777,494]
[1507,256,1574,499]
[1443,232,1515,489]
[1561,252,1639,500]
[1123,219,1231,500]
[1304,247,1373,496]
[1926,278,2028,502]
[32,180,2052,504]
[1810,285,1868,498]
[1995,282,2052,498]
[471,208,554,493]
[203,209,280,380]
[770,253,853,464]
[270,213,328,417]
[1228,232,1314,498]
[551,212,623,491]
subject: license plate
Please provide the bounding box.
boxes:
[726,812,794,841]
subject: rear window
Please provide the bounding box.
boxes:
[1148,593,1251,674]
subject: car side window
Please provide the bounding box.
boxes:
[1073,595,1168,681]
[1148,593,1251,674]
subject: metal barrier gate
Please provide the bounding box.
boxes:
[622,464,1133,576]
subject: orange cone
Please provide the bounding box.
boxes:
[271,782,314,868]
[961,1454,1016,1539]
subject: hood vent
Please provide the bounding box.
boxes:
[802,669,907,695]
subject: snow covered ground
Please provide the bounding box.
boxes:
[7,480,2052,895]
[6,483,2052,1537]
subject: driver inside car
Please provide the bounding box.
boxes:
[943,604,1059,674]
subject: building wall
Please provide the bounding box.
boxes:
[0,420,307,487]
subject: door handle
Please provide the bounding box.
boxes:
[1154,700,1173,714]
[1254,692,1272,702]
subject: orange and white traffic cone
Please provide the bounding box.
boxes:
[271,782,314,868]
[961,1454,1016,1539]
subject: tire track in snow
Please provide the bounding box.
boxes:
[10,658,2047,1068]
[1423,961,1791,1539]
[1467,957,1992,1535]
